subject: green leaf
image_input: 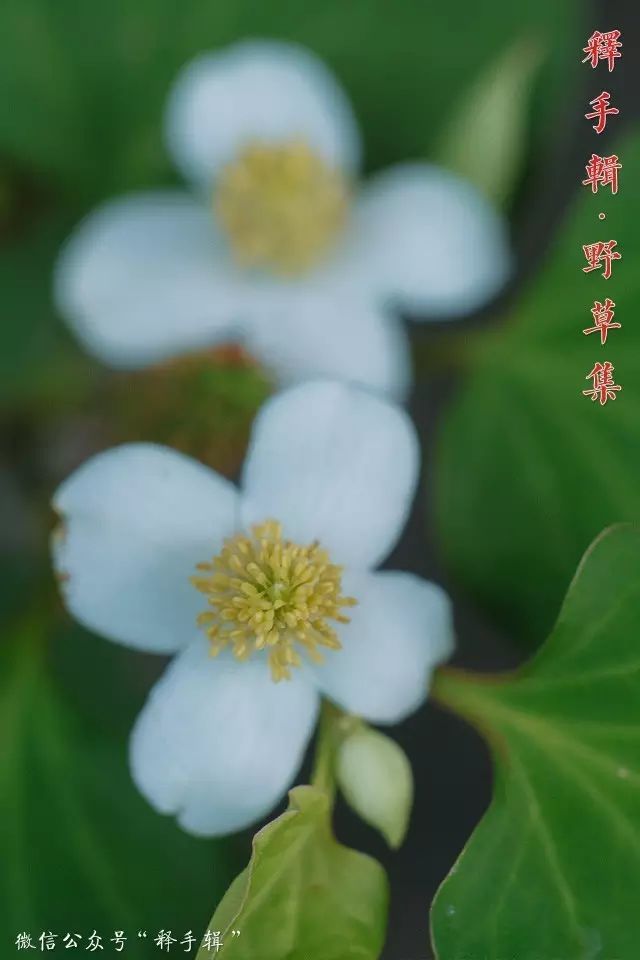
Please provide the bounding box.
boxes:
[433,38,543,207]
[434,128,640,645]
[200,785,388,959]
[430,524,640,960]
[0,0,578,203]
[0,619,233,954]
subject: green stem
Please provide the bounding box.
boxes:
[431,664,515,728]
[310,701,362,805]
[311,702,339,805]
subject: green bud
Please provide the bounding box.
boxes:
[336,726,413,849]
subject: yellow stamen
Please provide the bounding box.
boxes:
[214,139,349,276]
[191,520,357,681]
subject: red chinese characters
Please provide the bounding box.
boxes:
[582,154,621,194]
[580,31,623,407]
[582,361,622,405]
[583,298,620,345]
[582,241,621,280]
[585,91,619,134]
[582,30,622,72]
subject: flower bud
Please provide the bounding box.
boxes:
[336,726,413,848]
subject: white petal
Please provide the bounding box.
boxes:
[130,640,319,836]
[347,163,511,317]
[241,380,418,568]
[52,444,238,654]
[54,192,245,368]
[244,293,411,401]
[165,40,361,188]
[315,571,455,723]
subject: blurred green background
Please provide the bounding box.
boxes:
[9,0,634,956]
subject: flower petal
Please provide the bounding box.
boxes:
[54,192,245,368]
[347,163,511,317]
[240,381,418,568]
[53,444,238,654]
[314,571,455,723]
[243,293,411,401]
[165,40,361,188]
[130,640,319,836]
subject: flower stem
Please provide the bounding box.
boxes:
[311,701,339,805]
[310,701,362,806]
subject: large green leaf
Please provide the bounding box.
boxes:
[200,786,388,959]
[0,0,577,203]
[1,619,233,954]
[435,129,640,644]
[430,524,640,960]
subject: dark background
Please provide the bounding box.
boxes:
[376,2,638,956]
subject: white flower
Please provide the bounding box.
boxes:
[52,381,454,836]
[54,40,511,400]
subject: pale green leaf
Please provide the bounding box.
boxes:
[200,785,388,959]
[433,38,543,206]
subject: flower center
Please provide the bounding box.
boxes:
[214,139,350,276]
[191,519,357,681]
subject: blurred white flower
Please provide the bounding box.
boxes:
[52,381,454,836]
[55,40,511,400]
